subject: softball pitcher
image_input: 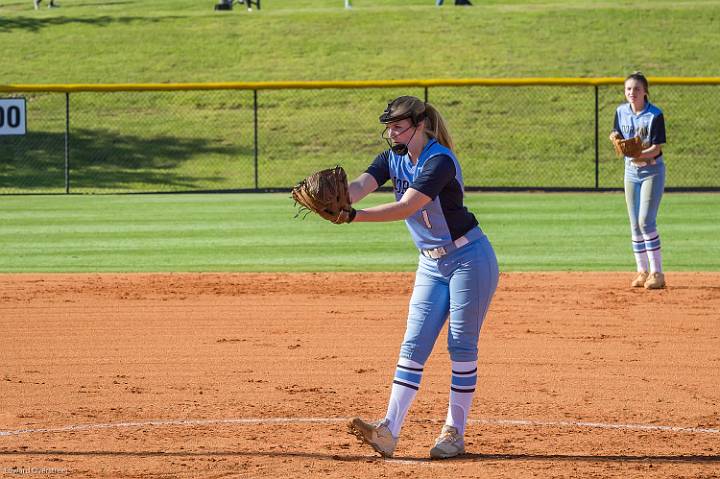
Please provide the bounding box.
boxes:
[610,72,667,289]
[347,96,499,459]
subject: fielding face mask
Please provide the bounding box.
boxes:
[379,98,426,156]
[381,124,416,156]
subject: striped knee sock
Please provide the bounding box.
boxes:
[384,358,424,437]
[632,234,649,272]
[445,360,478,436]
[643,232,662,273]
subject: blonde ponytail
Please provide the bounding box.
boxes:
[423,103,455,151]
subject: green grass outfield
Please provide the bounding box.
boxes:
[0,192,717,273]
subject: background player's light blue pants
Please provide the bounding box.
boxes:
[624,161,665,237]
[400,232,499,364]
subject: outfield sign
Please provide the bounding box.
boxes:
[0,98,27,135]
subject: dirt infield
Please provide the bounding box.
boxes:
[1,272,719,478]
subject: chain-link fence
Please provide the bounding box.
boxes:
[1,79,719,193]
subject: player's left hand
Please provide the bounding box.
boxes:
[292,166,356,224]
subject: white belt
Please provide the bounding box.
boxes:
[631,158,657,168]
[631,152,661,168]
[421,235,471,259]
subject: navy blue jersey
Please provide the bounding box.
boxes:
[613,101,666,163]
[365,139,479,250]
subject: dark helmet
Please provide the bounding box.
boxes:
[379,96,426,125]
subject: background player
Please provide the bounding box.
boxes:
[346,96,499,459]
[609,72,667,289]
[34,0,57,8]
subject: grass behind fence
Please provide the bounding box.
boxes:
[2,1,720,192]
[0,193,717,273]
[3,85,720,193]
[3,0,720,82]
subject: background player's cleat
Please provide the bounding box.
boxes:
[34,0,41,9]
[430,425,465,459]
[348,417,397,457]
[644,272,665,289]
[631,271,649,287]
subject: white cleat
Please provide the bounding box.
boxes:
[644,271,666,289]
[348,417,398,458]
[430,425,465,459]
[631,271,649,288]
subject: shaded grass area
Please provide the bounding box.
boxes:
[0,193,716,273]
[0,128,250,192]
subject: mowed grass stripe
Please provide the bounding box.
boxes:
[0,193,717,273]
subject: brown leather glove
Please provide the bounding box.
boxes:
[292,166,355,224]
[612,135,644,158]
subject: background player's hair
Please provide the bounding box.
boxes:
[625,71,649,100]
[380,96,455,151]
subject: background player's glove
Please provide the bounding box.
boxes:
[292,166,355,224]
[612,135,644,158]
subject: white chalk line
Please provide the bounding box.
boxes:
[469,418,719,434]
[1,416,718,438]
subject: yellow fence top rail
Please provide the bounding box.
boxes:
[2,77,720,93]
